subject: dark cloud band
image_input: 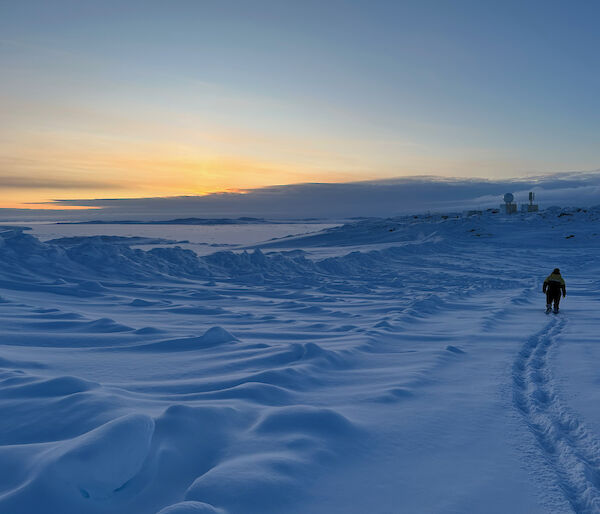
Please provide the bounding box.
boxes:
[3,171,600,221]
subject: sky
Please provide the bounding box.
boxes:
[2,173,599,221]
[1,0,600,216]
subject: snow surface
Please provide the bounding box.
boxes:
[0,222,338,256]
[1,208,600,513]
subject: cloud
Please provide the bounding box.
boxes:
[0,174,120,190]
[3,171,600,221]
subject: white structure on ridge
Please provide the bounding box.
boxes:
[521,192,539,212]
[502,192,517,214]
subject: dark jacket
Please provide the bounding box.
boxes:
[543,273,566,296]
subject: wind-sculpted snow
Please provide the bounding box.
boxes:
[0,224,518,288]
[2,209,600,513]
[0,227,438,285]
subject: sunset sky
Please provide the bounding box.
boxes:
[1,0,600,211]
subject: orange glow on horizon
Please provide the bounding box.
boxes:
[1,203,103,211]
[0,114,394,211]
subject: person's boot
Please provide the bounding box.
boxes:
[546,304,552,314]
[553,305,559,314]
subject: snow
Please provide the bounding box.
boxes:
[1,207,600,513]
[0,222,338,256]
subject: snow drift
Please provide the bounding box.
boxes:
[2,208,600,513]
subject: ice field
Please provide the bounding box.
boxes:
[1,208,600,513]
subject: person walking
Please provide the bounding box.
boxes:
[543,268,566,314]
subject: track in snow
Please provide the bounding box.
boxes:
[513,317,600,513]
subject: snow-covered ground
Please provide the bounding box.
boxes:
[0,222,338,256]
[1,208,599,513]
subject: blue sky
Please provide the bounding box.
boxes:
[1,0,599,213]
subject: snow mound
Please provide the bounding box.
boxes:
[27,317,134,333]
[76,280,106,292]
[156,501,225,514]
[254,405,356,437]
[135,326,163,334]
[204,382,293,405]
[53,414,154,499]
[167,306,227,315]
[139,327,238,351]
[0,375,99,398]
[185,455,301,513]
[1,415,155,511]
[130,298,159,307]
[373,387,414,404]
[199,326,238,346]
[81,318,134,333]
[50,414,153,500]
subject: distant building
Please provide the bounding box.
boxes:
[521,192,539,212]
[501,193,517,214]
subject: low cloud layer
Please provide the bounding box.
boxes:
[0,174,120,190]
[2,171,600,221]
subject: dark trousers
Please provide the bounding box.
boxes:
[546,290,561,308]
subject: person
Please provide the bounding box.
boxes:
[543,268,566,313]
